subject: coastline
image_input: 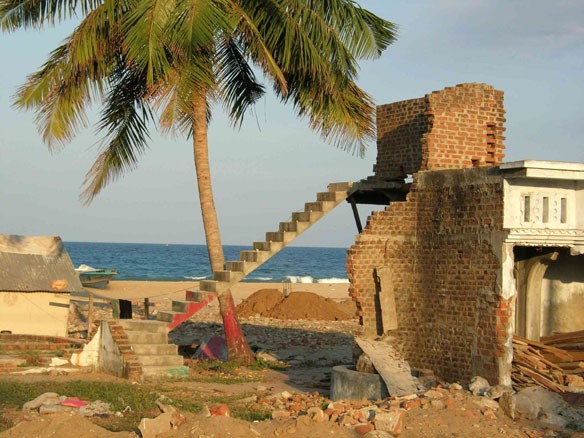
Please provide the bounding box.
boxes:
[77,280,351,305]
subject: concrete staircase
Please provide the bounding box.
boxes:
[116,320,188,379]
[157,182,353,330]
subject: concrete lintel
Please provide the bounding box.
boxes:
[500,160,584,180]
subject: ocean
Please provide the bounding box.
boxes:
[64,242,349,283]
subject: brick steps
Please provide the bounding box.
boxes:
[112,320,188,380]
[157,182,352,330]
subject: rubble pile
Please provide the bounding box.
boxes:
[22,392,112,417]
[237,384,498,436]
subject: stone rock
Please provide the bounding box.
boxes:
[356,354,376,374]
[469,376,491,396]
[210,404,230,417]
[486,384,508,400]
[498,391,516,420]
[280,391,293,400]
[449,383,463,391]
[430,400,445,409]
[375,410,405,436]
[355,423,375,435]
[201,405,211,417]
[23,392,61,410]
[256,351,281,364]
[514,386,584,431]
[39,405,74,414]
[306,407,325,422]
[156,401,185,427]
[49,357,70,367]
[78,400,112,417]
[364,431,394,438]
[424,389,444,400]
[473,397,500,411]
[272,410,291,419]
[139,412,174,438]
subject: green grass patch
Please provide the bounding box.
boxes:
[0,380,160,432]
[230,406,272,422]
[248,357,288,371]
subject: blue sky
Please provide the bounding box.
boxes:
[1,0,583,248]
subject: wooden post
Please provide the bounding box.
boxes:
[349,197,363,233]
[87,292,94,337]
[111,299,120,319]
[144,298,150,320]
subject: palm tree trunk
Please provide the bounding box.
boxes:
[192,92,254,364]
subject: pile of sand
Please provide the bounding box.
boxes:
[236,289,354,321]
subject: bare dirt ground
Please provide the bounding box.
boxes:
[1,283,583,437]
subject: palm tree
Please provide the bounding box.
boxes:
[1,0,397,363]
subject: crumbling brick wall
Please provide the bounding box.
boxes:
[348,167,512,384]
[374,83,506,181]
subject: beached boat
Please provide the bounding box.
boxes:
[75,264,118,289]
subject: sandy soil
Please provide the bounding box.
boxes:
[4,281,582,437]
[73,280,350,304]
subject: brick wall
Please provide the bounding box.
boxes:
[374,83,506,181]
[348,167,511,383]
[375,97,427,179]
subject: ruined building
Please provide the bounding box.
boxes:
[346,83,584,386]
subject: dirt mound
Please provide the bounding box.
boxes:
[236,289,353,321]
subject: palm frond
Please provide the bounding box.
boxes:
[81,64,152,204]
[0,0,103,31]
[215,35,264,126]
[123,0,175,84]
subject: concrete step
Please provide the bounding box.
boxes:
[266,231,296,243]
[117,320,167,334]
[200,280,220,292]
[213,270,244,282]
[138,354,185,367]
[305,201,334,212]
[141,365,189,379]
[132,344,178,355]
[317,191,346,202]
[125,331,168,344]
[328,182,353,192]
[172,300,196,313]
[253,241,284,252]
[279,221,310,233]
[156,310,182,323]
[185,290,214,302]
[225,260,258,273]
[240,250,270,263]
[292,211,323,222]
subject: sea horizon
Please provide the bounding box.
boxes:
[64,241,349,284]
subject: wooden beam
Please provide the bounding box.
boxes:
[349,197,363,233]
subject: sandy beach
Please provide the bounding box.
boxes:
[74,280,351,307]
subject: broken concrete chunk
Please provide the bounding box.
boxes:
[514,386,584,431]
[49,357,69,367]
[498,391,516,420]
[364,431,394,438]
[469,376,490,396]
[355,338,418,397]
[138,412,174,438]
[473,398,500,411]
[22,392,61,410]
[374,410,405,435]
[356,354,376,374]
[39,404,74,415]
